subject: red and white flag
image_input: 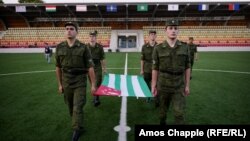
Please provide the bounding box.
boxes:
[46,6,56,12]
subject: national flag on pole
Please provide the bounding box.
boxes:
[46,6,56,12]
[137,4,148,11]
[198,4,209,11]
[168,4,179,11]
[76,5,87,12]
[15,6,26,12]
[228,4,240,11]
[106,4,117,12]
[94,74,153,97]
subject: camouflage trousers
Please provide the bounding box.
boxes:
[158,88,186,124]
[94,69,103,101]
[64,86,86,130]
[95,69,103,88]
[143,72,152,91]
[191,58,194,74]
[144,72,159,103]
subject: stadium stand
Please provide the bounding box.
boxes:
[0,2,250,49]
[1,27,112,48]
[143,26,250,47]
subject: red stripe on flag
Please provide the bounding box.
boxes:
[46,6,56,8]
[229,4,234,11]
[94,85,121,96]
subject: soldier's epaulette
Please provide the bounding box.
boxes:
[97,43,103,48]
[57,41,67,47]
[156,42,164,48]
[79,42,86,48]
[142,42,149,47]
[179,40,187,45]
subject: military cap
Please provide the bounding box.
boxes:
[149,30,156,34]
[165,19,179,26]
[65,22,78,31]
[89,30,98,36]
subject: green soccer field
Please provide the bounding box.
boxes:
[0,52,250,141]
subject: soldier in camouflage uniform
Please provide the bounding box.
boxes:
[187,37,198,79]
[151,19,191,125]
[140,30,159,106]
[55,22,96,141]
[87,30,106,107]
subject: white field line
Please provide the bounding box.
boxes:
[116,53,129,141]
[1,68,250,76]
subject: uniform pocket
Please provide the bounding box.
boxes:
[57,50,67,66]
[176,51,187,67]
[158,52,170,70]
[72,50,84,66]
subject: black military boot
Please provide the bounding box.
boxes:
[72,130,81,141]
[160,120,166,126]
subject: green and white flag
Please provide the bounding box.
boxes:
[94,73,153,97]
[137,4,148,11]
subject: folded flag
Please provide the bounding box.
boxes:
[94,73,153,97]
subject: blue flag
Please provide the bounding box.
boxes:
[107,4,117,12]
[198,4,209,11]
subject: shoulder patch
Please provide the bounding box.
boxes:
[153,60,156,64]
[88,59,93,63]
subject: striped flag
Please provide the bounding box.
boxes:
[198,4,209,11]
[228,4,240,11]
[94,74,153,97]
[168,4,179,11]
[106,4,117,12]
[137,4,148,11]
[46,6,56,12]
[15,6,26,12]
[76,5,87,12]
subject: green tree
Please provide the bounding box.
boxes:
[0,0,3,4]
[18,0,43,3]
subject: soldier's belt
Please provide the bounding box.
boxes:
[159,70,183,76]
[144,61,152,64]
[62,68,87,75]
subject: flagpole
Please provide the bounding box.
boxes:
[114,53,131,141]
